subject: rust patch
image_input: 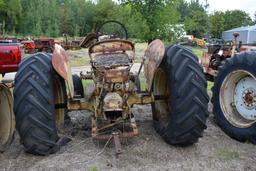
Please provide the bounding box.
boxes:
[93,132,139,140]
[104,69,129,83]
[79,32,97,48]
[89,39,135,59]
[201,52,218,77]
[144,39,165,91]
[103,92,123,111]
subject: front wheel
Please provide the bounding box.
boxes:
[212,52,256,144]
[152,45,209,146]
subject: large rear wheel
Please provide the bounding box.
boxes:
[212,52,256,143]
[152,45,209,146]
[14,53,67,155]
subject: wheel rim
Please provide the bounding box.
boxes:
[220,70,256,128]
[153,68,170,127]
[54,76,67,128]
[0,84,15,150]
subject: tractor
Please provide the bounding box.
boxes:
[20,40,36,54]
[59,34,82,50]
[0,42,21,151]
[34,38,55,53]
[13,21,209,155]
[201,32,256,144]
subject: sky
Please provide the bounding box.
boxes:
[202,0,255,19]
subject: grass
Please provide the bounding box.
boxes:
[70,57,90,67]
[134,42,148,63]
[139,73,147,91]
[191,47,205,59]
[217,149,240,159]
[67,48,90,67]
[208,81,214,91]
[88,165,98,171]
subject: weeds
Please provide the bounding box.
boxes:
[217,149,240,159]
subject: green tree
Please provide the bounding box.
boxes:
[93,0,117,30]
[58,0,74,36]
[121,0,180,42]
[112,4,150,40]
[210,11,225,38]
[183,0,208,38]
[177,0,189,22]
[223,10,253,31]
[0,0,22,34]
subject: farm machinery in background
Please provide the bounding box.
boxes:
[21,37,82,54]
[0,42,21,151]
[201,32,256,144]
[12,20,209,155]
[0,21,124,55]
[178,35,206,48]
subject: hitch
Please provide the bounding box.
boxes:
[112,132,122,155]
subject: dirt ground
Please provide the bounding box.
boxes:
[0,101,256,171]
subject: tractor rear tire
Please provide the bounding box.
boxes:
[152,45,209,146]
[14,53,66,155]
[212,52,256,144]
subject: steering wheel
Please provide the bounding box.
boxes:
[96,20,128,40]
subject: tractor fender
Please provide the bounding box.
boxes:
[52,44,74,98]
[144,39,165,92]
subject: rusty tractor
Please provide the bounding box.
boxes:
[201,32,256,144]
[59,34,82,50]
[33,38,55,53]
[20,40,36,54]
[0,42,22,151]
[13,21,209,155]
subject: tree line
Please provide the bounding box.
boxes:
[0,0,255,42]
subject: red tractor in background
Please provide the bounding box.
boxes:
[201,33,256,81]
[0,42,21,151]
[201,32,256,144]
[34,38,55,53]
[22,38,55,54]
[21,37,82,54]
[20,40,35,54]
